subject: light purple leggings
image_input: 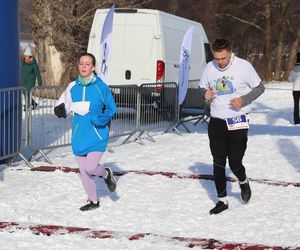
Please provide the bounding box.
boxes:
[75,152,107,203]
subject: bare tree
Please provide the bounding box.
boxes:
[272,0,300,81]
[31,0,153,86]
[285,27,300,78]
[214,0,300,81]
[30,0,300,84]
[284,3,300,80]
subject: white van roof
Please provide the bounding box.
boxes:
[93,8,208,41]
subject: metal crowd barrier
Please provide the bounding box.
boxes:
[109,84,139,145]
[166,86,210,135]
[29,83,177,154]
[29,86,71,162]
[0,82,181,167]
[107,83,178,145]
[138,82,177,140]
[0,87,27,164]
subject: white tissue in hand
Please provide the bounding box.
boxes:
[70,101,90,116]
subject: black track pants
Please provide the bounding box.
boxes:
[293,91,300,123]
[208,117,248,198]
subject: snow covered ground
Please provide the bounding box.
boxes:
[0,81,299,250]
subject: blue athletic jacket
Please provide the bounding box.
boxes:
[56,75,117,156]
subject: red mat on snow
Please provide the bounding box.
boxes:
[0,221,297,249]
[31,166,300,187]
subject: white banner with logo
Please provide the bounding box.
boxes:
[98,4,115,82]
[178,26,194,105]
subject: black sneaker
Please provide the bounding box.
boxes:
[240,179,251,203]
[31,100,38,110]
[32,103,38,110]
[104,167,116,192]
[79,201,99,211]
[209,201,228,215]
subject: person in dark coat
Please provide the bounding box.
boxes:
[21,47,42,109]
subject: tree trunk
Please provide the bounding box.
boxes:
[273,29,284,80]
[264,0,273,81]
[284,27,300,80]
[35,38,66,86]
[274,0,288,81]
[239,28,249,59]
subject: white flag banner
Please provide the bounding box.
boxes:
[97,4,115,82]
[178,26,194,105]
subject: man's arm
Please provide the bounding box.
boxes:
[241,82,265,106]
[230,83,265,109]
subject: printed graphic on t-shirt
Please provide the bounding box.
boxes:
[214,76,234,95]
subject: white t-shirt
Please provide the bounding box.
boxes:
[289,65,300,91]
[199,56,261,119]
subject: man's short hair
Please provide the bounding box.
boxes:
[212,39,232,52]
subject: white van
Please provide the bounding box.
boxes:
[88,8,212,107]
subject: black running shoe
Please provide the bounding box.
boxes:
[79,201,99,211]
[31,100,38,110]
[240,179,251,203]
[32,103,38,110]
[209,201,228,215]
[104,167,116,192]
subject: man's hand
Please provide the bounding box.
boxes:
[205,86,215,101]
[229,97,243,109]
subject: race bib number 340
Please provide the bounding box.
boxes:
[226,115,249,130]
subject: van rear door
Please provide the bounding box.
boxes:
[88,9,160,85]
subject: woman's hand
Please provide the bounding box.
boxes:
[54,103,67,118]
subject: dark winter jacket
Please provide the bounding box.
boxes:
[21,57,42,93]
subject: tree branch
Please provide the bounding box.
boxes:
[216,13,263,31]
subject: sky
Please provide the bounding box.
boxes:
[0,81,299,250]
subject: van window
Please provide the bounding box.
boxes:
[204,43,213,63]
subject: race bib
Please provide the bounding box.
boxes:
[70,101,90,116]
[226,115,249,130]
